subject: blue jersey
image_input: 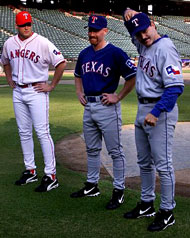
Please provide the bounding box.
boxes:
[74,43,136,96]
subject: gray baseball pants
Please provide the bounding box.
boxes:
[83,101,126,190]
[135,103,178,210]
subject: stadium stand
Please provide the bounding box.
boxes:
[0,6,190,60]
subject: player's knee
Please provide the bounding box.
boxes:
[107,147,124,159]
[36,131,50,140]
[156,167,174,175]
[86,148,101,156]
[139,163,154,171]
[19,130,33,140]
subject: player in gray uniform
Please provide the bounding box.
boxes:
[123,9,184,232]
[70,15,136,210]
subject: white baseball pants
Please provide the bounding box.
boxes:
[13,85,56,176]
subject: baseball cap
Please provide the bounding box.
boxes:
[16,11,32,26]
[85,15,107,30]
[126,13,151,37]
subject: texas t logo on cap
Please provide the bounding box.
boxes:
[124,12,151,37]
[23,13,29,20]
[132,18,139,27]
[91,16,98,23]
[85,15,107,30]
[16,11,32,26]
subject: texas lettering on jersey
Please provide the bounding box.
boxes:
[138,55,156,78]
[10,49,40,63]
[81,61,111,77]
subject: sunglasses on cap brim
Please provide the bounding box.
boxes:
[17,22,32,27]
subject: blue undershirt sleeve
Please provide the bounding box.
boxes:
[150,86,184,118]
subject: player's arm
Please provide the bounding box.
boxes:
[101,76,135,105]
[75,76,87,106]
[3,63,16,89]
[50,61,67,89]
[144,86,184,127]
[33,61,66,92]
[123,8,139,21]
[144,44,184,127]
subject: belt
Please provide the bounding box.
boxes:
[16,82,45,88]
[138,97,161,104]
[85,95,103,103]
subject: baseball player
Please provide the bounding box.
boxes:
[70,15,136,210]
[123,9,184,231]
[1,11,66,192]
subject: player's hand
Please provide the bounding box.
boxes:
[33,83,53,92]
[101,93,119,105]
[77,92,87,106]
[124,8,139,21]
[144,113,158,127]
[8,80,16,89]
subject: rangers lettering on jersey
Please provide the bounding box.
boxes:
[10,49,40,63]
[138,55,156,78]
[82,61,111,77]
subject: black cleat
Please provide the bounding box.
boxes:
[148,209,175,232]
[106,188,124,210]
[124,200,156,219]
[70,182,100,198]
[15,170,38,186]
[35,175,59,192]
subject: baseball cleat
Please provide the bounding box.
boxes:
[35,175,59,192]
[15,169,38,186]
[124,200,156,219]
[106,188,124,210]
[70,182,100,198]
[147,209,175,232]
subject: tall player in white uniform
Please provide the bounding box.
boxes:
[123,9,184,232]
[1,11,66,192]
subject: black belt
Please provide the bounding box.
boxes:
[138,97,161,104]
[16,82,45,88]
[85,95,103,103]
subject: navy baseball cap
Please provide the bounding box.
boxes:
[85,15,107,30]
[126,13,151,37]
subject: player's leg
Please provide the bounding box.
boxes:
[146,106,178,231]
[28,89,58,192]
[13,87,37,185]
[70,103,101,198]
[100,103,126,190]
[136,125,156,203]
[83,103,103,186]
[149,107,178,210]
[135,104,156,202]
[96,102,126,209]
[124,104,156,218]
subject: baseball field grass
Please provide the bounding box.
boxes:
[0,84,190,237]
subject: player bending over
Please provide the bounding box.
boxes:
[123,8,184,232]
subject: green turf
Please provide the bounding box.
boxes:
[0,85,190,237]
